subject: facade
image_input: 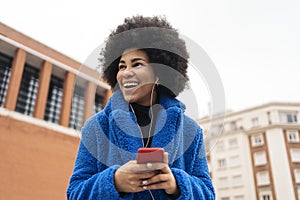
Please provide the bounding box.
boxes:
[0,22,111,199]
[199,102,300,200]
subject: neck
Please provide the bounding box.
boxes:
[135,88,158,107]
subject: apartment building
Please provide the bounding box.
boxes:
[199,102,300,200]
[0,22,111,199]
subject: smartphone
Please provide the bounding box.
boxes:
[136,148,164,164]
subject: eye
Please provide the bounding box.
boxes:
[118,64,126,71]
[133,62,146,68]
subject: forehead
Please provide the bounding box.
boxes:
[120,49,149,61]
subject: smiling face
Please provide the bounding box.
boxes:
[116,49,157,106]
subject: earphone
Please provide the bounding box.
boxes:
[155,77,159,85]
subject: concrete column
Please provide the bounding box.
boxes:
[34,61,53,119]
[266,129,294,200]
[59,72,75,127]
[83,81,96,122]
[4,48,26,110]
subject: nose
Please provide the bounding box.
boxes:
[122,66,135,78]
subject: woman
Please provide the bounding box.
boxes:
[67,15,215,200]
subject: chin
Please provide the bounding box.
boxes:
[124,95,135,103]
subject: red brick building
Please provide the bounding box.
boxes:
[0,22,111,200]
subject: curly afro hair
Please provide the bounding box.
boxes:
[99,15,189,97]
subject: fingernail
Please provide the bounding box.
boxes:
[146,163,152,168]
[142,180,148,185]
[143,186,147,190]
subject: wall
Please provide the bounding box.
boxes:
[0,114,79,200]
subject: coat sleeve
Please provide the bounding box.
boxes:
[66,116,134,200]
[170,128,215,200]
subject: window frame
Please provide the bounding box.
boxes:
[287,130,300,143]
[256,171,270,186]
[217,158,227,169]
[252,134,264,147]
[254,151,267,166]
[291,149,300,163]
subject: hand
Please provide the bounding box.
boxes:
[114,160,163,193]
[140,152,180,196]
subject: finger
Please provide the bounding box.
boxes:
[134,171,158,179]
[132,163,165,173]
[116,170,155,183]
[159,165,171,174]
[118,160,138,172]
[164,152,169,164]
[143,181,169,191]
[143,162,167,171]
[146,173,170,185]
[118,161,158,173]
[129,178,153,193]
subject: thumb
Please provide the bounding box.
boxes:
[164,152,169,164]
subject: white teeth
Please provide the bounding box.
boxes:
[123,82,138,88]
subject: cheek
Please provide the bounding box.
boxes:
[116,72,122,82]
[142,69,156,82]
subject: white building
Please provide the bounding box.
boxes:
[198,102,300,200]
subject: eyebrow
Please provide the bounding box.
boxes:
[119,57,146,64]
[131,58,146,63]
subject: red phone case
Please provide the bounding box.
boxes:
[136,148,164,164]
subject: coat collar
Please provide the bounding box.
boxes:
[104,90,186,164]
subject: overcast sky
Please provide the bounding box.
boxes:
[1,0,300,118]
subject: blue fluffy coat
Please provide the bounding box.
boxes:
[67,90,215,199]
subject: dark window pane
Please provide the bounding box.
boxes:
[0,53,13,107]
[44,75,64,124]
[294,115,298,123]
[15,64,39,116]
[69,85,85,130]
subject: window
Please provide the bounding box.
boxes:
[291,149,300,162]
[287,113,298,123]
[94,92,103,114]
[229,138,238,148]
[0,53,13,107]
[280,112,298,123]
[262,195,271,200]
[218,177,229,189]
[15,64,40,116]
[44,75,64,124]
[234,195,244,200]
[259,191,272,200]
[69,85,85,130]
[294,169,300,183]
[230,121,238,131]
[252,117,259,127]
[254,151,267,166]
[230,156,240,168]
[218,158,226,169]
[287,130,299,143]
[267,111,272,125]
[252,134,264,147]
[221,197,230,200]
[232,175,243,187]
[257,171,270,186]
[216,140,225,151]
